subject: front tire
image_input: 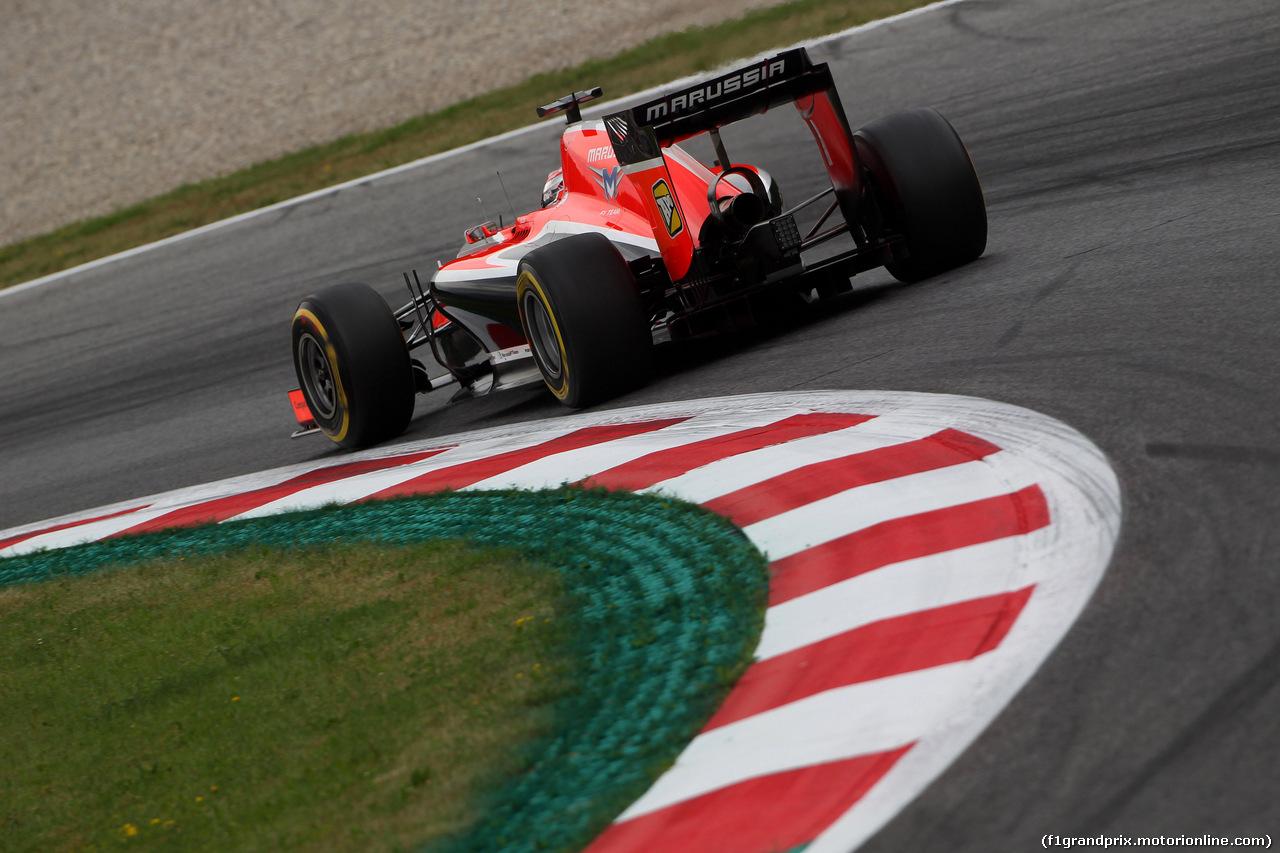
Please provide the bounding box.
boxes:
[292,282,415,449]
[517,232,653,408]
[854,107,987,283]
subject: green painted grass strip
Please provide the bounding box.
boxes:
[0,487,769,853]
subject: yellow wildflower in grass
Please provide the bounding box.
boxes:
[122,823,138,836]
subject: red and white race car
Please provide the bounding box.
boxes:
[290,47,986,448]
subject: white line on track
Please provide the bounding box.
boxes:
[0,0,971,301]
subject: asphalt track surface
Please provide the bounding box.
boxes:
[1,0,1277,848]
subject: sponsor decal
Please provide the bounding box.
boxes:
[644,58,789,123]
[587,146,614,163]
[605,113,662,167]
[606,116,630,144]
[590,165,625,200]
[652,179,683,238]
[490,345,532,365]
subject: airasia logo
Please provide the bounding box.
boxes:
[652,179,683,238]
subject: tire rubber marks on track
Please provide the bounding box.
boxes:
[0,392,1120,853]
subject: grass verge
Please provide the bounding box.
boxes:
[0,0,932,292]
[0,540,568,851]
[0,488,772,852]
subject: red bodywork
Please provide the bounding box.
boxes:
[428,48,874,357]
[440,123,740,282]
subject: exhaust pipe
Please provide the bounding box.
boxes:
[715,191,767,235]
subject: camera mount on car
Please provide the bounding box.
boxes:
[537,87,604,124]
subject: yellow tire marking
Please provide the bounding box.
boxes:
[517,270,571,401]
[294,307,350,443]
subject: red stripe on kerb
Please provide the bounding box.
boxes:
[0,505,149,551]
[581,412,874,492]
[583,747,911,853]
[771,485,1051,605]
[703,428,1003,527]
[369,418,690,500]
[703,587,1035,731]
[114,448,452,536]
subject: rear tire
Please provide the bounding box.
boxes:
[517,232,653,408]
[854,107,987,283]
[292,282,415,449]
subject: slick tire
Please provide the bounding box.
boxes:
[291,282,415,449]
[854,107,987,283]
[517,232,653,408]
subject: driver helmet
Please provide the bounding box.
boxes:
[541,169,565,208]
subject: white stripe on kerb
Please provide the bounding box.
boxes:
[755,532,1040,661]
[742,454,1039,561]
[616,658,984,822]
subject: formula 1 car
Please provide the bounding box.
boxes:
[289,46,986,448]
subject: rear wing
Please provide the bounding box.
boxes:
[603,48,863,279]
[606,48,840,152]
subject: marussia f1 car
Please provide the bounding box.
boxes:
[289,46,986,448]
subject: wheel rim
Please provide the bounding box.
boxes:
[522,290,563,381]
[298,332,338,419]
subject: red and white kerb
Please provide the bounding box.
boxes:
[0,391,1120,853]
